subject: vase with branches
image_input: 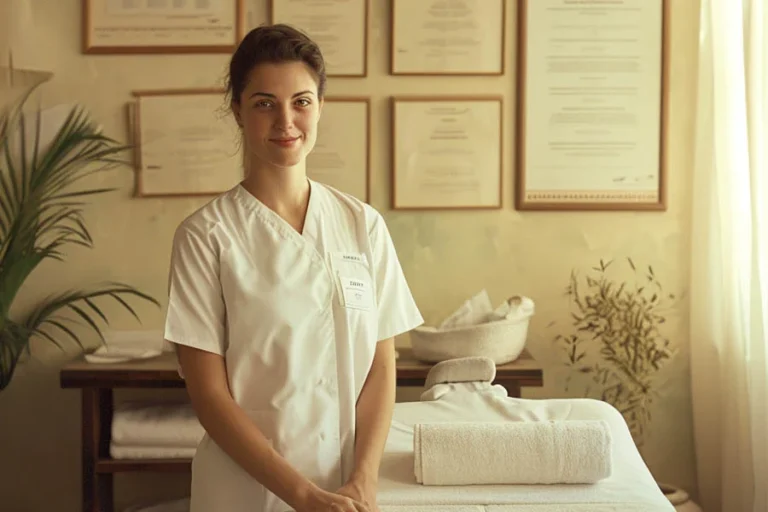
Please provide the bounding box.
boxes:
[552,257,677,449]
[0,80,159,391]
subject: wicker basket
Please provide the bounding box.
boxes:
[410,310,532,365]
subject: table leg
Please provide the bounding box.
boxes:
[502,381,521,398]
[82,387,114,512]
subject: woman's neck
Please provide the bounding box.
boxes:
[240,160,311,231]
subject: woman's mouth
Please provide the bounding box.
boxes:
[270,137,300,148]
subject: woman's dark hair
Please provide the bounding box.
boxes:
[226,24,327,105]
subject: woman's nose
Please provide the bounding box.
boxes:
[274,105,295,130]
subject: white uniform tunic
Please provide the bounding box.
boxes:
[164,179,424,512]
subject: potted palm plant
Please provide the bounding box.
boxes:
[0,75,159,391]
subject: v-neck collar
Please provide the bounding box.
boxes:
[235,178,319,243]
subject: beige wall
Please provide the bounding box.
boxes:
[0,1,701,511]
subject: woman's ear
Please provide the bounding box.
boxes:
[231,100,243,128]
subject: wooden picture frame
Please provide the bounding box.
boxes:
[391,96,503,210]
[307,97,371,203]
[390,0,505,76]
[269,0,368,77]
[515,0,669,211]
[82,0,246,55]
[130,88,243,198]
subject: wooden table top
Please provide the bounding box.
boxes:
[60,352,183,388]
[60,347,543,389]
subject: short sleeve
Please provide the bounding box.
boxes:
[164,223,227,356]
[369,212,424,341]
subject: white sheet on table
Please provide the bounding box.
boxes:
[378,383,673,512]
[380,506,663,512]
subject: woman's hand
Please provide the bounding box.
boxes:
[294,485,370,512]
[335,476,380,512]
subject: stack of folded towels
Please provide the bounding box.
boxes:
[413,419,613,486]
[111,402,205,459]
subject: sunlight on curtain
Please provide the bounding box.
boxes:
[691,0,768,511]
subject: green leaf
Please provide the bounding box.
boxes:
[66,303,105,343]
[0,251,46,318]
[31,327,65,351]
[83,298,108,324]
[111,293,141,322]
[0,320,32,389]
[43,318,85,349]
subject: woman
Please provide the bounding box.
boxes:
[163,24,423,512]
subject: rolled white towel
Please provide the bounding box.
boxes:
[423,356,496,390]
[413,420,612,485]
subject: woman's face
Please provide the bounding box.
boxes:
[233,61,322,170]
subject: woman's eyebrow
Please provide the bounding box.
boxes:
[249,90,315,99]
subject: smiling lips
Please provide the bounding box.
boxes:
[270,136,300,148]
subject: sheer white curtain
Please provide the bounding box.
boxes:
[690,0,768,511]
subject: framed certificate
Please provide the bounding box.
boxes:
[390,0,505,75]
[307,97,370,202]
[391,97,503,210]
[82,0,246,54]
[131,89,243,198]
[270,0,368,77]
[516,0,669,211]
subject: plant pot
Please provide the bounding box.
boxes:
[659,483,703,512]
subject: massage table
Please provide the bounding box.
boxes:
[123,358,674,512]
[376,378,674,512]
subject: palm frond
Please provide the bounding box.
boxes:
[0,284,161,390]
[0,91,159,391]
[0,251,45,318]
[0,94,131,303]
[24,284,160,334]
[0,81,45,232]
[0,319,33,389]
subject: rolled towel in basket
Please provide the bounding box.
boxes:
[413,420,612,485]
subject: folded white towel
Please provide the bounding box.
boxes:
[421,356,498,401]
[414,420,612,485]
[112,402,204,447]
[85,345,162,364]
[110,443,197,459]
[423,356,496,390]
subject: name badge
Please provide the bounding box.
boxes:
[334,252,368,267]
[341,253,362,263]
[340,276,373,311]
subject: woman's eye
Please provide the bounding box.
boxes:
[254,100,272,108]
[296,98,311,107]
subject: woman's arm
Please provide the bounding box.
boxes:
[177,345,369,512]
[340,338,397,502]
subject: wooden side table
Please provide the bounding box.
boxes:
[60,349,543,512]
